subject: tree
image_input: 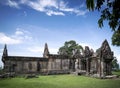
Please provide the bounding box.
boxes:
[112,30,120,46]
[58,40,83,58]
[112,57,119,70]
[86,0,120,46]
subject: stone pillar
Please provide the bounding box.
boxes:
[60,59,62,70]
[75,59,78,72]
[86,58,90,75]
[108,62,112,75]
[98,59,101,77]
[79,59,82,70]
[106,62,108,75]
[72,59,75,72]
[101,61,105,78]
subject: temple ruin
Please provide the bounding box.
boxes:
[2,40,114,78]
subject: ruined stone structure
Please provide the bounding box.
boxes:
[2,40,114,77]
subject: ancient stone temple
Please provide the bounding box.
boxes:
[2,40,114,78]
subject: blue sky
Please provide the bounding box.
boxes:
[0,0,120,66]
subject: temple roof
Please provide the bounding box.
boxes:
[4,56,48,61]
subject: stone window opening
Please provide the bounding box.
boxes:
[28,63,32,70]
[37,62,40,71]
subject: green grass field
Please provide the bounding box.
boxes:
[112,71,120,76]
[0,74,120,88]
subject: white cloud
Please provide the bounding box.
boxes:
[46,10,65,16]
[0,49,3,54]
[28,46,43,53]
[0,28,32,45]
[28,1,45,12]
[27,0,87,16]
[27,0,64,16]
[59,1,75,12]
[59,1,88,16]
[0,33,22,44]
[39,0,58,8]
[5,0,88,16]
[117,55,120,65]
[23,11,27,16]
[28,46,58,54]
[76,10,88,16]
[13,28,32,41]
[15,30,24,35]
[20,0,28,4]
[6,0,20,8]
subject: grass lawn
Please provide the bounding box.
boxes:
[112,71,120,76]
[0,74,120,88]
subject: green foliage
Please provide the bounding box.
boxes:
[0,75,120,88]
[86,0,95,11]
[86,0,120,46]
[112,30,120,46]
[112,57,119,71]
[58,40,83,58]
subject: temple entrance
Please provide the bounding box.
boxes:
[37,62,41,72]
[105,61,112,75]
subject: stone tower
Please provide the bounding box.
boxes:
[100,39,114,77]
[2,44,8,63]
[43,43,49,58]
